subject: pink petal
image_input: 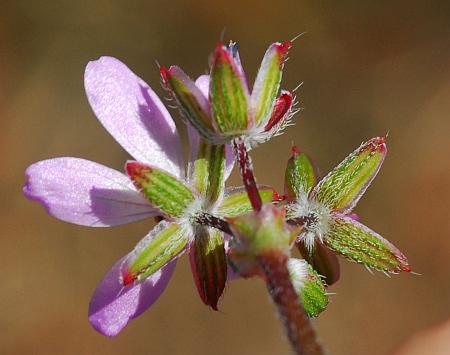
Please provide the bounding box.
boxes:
[85,56,184,178]
[88,257,176,337]
[195,75,210,97]
[23,158,158,227]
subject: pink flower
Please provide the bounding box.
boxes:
[23,57,237,336]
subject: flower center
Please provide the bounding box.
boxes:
[287,195,332,250]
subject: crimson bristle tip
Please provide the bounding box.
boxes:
[290,145,300,155]
[159,66,169,80]
[278,41,292,53]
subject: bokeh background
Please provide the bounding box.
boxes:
[2,1,449,354]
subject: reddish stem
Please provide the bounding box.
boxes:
[258,250,324,355]
[233,138,262,211]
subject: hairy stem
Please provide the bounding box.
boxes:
[258,250,324,355]
[233,137,262,211]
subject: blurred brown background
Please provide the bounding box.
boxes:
[2,1,449,354]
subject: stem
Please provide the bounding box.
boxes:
[233,137,262,211]
[258,250,324,355]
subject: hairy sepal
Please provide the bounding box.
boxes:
[264,90,294,133]
[251,42,291,126]
[210,43,249,134]
[161,66,220,142]
[121,221,187,285]
[257,250,325,354]
[218,186,279,218]
[126,161,194,218]
[285,146,317,202]
[312,136,387,213]
[325,215,410,273]
[287,259,329,318]
[189,227,227,310]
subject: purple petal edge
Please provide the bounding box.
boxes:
[88,257,177,337]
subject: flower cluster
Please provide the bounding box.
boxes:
[24,38,410,348]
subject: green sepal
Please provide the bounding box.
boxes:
[160,66,219,142]
[126,161,194,217]
[192,140,226,205]
[325,215,410,273]
[189,227,227,310]
[210,43,249,134]
[312,136,387,213]
[121,221,188,285]
[287,258,328,318]
[251,42,291,125]
[217,186,278,218]
[284,146,317,202]
[297,239,340,286]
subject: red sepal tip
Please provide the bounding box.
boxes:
[264,91,293,131]
[125,161,151,181]
[290,144,300,156]
[121,269,137,286]
[159,66,169,82]
[276,41,292,61]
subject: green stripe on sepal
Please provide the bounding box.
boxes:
[121,221,188,285]
[325,215,410,273]
[189,227,227,310]
[284,146,317,202]
[217,186,278,218]
[288,258,329,318]
[192,140,225,205]
[312,136,387,213]
[297,239,340,286]
[251,42,291,125]
[210,43,249,134]
[160,66,219,142]
[126,161,194,217]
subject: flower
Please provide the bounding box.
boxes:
[284,137,411,275]
[160,41,298,148]
[23,57,277,336]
